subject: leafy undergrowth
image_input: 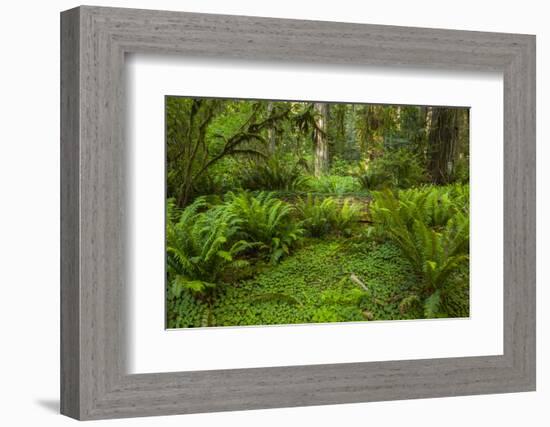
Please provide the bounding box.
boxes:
[167,238,438,328]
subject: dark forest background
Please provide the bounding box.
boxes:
[166,98,469,207]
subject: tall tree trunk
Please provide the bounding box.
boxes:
[457,109,470,157]
[267,101,276,153]
[395,106,402,132]
[332,104,346,158]
[345,104,356,158]
[314,102,329,177]
[427,108,460,184]
[415,106,430,163]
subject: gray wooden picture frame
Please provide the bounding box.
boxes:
[60,5,536,421]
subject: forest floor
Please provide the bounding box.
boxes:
[172,236,434,328]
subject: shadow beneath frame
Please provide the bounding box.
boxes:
[35,399,59,414]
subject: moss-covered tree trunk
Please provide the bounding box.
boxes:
[267,101,276,153]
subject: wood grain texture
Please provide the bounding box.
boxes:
[60,5,536,420]
[60,7,80,419]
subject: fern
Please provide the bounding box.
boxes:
[296,195,335,237]
[296,195,362,237]
[333,199,362,236]
[309,175,361,195]
[226,191,303,264]
[423,290,443,318]
[240,154,309,191]
[398,294,422,315]
[166,197,253,301]
[369,185,470,318]
[357,167,393,191]
[357,149,426,190]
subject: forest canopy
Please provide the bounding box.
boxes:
[165,96,470,328]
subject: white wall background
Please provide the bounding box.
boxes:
[0,0,546,425]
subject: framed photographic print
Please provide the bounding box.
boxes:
[61,5,536,420]
[163,97,471,330]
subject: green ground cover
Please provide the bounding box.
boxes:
[168,237,423,328]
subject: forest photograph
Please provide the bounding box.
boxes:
[165,96,470,328]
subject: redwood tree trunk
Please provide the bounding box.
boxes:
[427,108,460,184]
[313,102,329,177]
